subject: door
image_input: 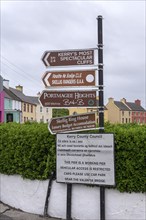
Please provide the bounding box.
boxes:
[7,113,13,122]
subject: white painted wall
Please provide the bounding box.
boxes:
[0,174,145,220]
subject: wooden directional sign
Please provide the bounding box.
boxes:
[48,113,96,134]
[39,90,97,108]
[42,70,96,87]
[42,49,94,67]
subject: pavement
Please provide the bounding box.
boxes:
[0,202,62,220]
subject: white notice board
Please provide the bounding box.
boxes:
[56,133,115,186]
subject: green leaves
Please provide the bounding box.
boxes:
[0,122,146,193]
[0,122,56,180]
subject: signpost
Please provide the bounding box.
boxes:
[39,90,97,108]
[40,16,112,220]
[56,133,115,186]
[49,113,96,134]
[42,49,94,67]
[42,70,96,87]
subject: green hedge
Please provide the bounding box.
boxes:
[0,122,56,180]
[0,122,145,193]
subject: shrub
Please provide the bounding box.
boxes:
[0,122,145,192]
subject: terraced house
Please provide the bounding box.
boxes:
[9,85,37,123]
[106,97,146,124]
[3,80,37,123]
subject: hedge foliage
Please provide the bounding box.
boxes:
[0,122,145,193]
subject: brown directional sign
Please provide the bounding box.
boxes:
[42,70,96,87]
[42,49,94,67]
[39,90,97,108]
[48,113,96,134]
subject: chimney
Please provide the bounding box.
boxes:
[108,97,114,102]
[16,85,23,93]
[3,79,9,89]
[120,98,126,103]
[135,99,141,106]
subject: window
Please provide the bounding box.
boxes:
[126,118,128,123]
[40,106,43,113]
[122,111,124,116]
[31,105,33,113]
[24,103,26,112]
[46,108,49,113]
[129,111,131,116]
[40,116,44,122]
[27,104,29,112]
[122,118,124,123]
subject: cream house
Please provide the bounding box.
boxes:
[32,93,52,123]
[106,98,131,123]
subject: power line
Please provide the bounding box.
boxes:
[1,70,42,95]
[1,55,38,80]
[1,58,41,87]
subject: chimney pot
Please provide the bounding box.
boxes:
[135,99,141,106]
[16,85,23,93]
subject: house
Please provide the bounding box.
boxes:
[3,84,22,123]
[0,76,4,123]
[120,98,146,124]
[3,80,36,123]
[69,99,108,124]
[106,97,146,124]
[28,94,52,123]
[9,85,37,123]
[2,78,53,123]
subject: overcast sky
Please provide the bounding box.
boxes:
[1,0,145,107]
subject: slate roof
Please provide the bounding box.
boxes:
[9,87,37,105]
[114,101,130,111]
[27,96,39,105]
[126,102,145,112]
[4,87,21,101]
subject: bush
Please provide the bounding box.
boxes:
[0,122,145,192]
[0,122,56,180]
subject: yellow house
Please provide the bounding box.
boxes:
[68,103,108,124]
[106,98,131,123]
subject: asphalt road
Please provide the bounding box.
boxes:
[0,202,62,220]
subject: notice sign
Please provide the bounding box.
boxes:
[49,113,96,134]
[42,49,94,67]
[56,133,115,186]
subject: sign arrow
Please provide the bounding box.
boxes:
[42,70,96,88]
[39,90,97,108]
[48,113,97,134]
[42,49,94,67]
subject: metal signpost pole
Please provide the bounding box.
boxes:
[97,15,105,220]
[67,183,72,220]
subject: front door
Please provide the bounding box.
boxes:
[7,113,13,122]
